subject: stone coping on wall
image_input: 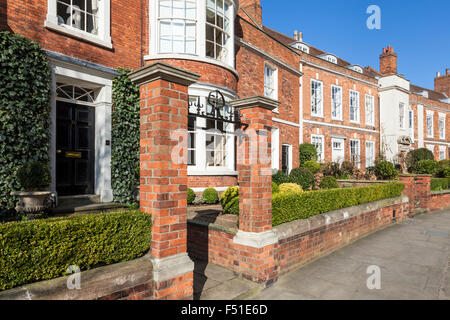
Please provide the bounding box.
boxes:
[431,189,450,196]
[0,255,153,300]
[337,179,394,184]
[273,196,409,241]
[187,205,238,235]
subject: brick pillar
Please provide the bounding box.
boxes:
[129,62,199,300]
[399,175,415,217]
[414,174,432,211]
[230,96,280,286]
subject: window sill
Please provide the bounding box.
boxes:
[44,20,113,50]
[331,118,343,122]
[350,120,360,125]
[188,168,238,176]
[311,114,324,119]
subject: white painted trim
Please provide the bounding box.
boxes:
[299,63,304,144]
[303,120,378,133]
[191,187,229,192]
[273,117,301,128]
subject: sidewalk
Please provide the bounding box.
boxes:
[194,209,450,300]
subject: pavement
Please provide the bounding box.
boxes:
[194,209,450,300]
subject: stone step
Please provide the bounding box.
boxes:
[58,194,101,207]
[50,202,126,215]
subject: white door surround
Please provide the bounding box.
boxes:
[332,138,345,164]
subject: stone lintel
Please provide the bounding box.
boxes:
[230,95,280,111]
[129,62,200,87]
[233,230,278,249]
[151,253,194,283]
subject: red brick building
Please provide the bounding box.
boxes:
[2,0,449,200]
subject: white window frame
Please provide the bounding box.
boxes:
[365,140,375,168]
[45,0,112,49]
[399,102,405,129]
[264,62,278,101]
[439,146,447,160]
[271,127,280,170]
[350,139,361,169]
[426,144,435,156]
[331,85,343,121]
[311,79,323,117]
[439,114,446,140]
[311,134,325,163]
[349,90,360,123]
[426,111,434,138]
[408,109,414,129]
[281,144,293,175]
[365,94,375,126]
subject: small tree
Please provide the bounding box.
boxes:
[299,143,318,166]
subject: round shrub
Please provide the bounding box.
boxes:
[319,176,339,189]
[272,182,280,194]
[289,167,314,190]
[320,162,342,178]
[220,186,239,214]
[16,161,51,191]
[375,161,398,180]
[0,32,52,209]
[341,161,355,176]
[272,170,290,185]
[299,143,318,165]
[406,148,434,172]
[202,188,219,204]
[435,160,450,178]
[279,183,303,194]
[413,159,438,175]
[187,188,196,205]
[111,68,140,203]
[303,161,321,174]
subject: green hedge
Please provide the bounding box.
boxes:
[431,178,450,191]
[0,32,51,209]
[0,210,151,291]
[111,68,140,203]
[272,183,405,226]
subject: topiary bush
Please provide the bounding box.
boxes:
[272,182,405,226]
[16,161,51,191]
[187,188,196,205]
[0,32,51,209]
[220,186,239,214]
[375,161,398,180]
[319,176,339,189]
[0,210,151,291]
[289,167,314,190]
[272,182,280,194]
[302,161,321,174]
[279,183,303,194]
[406,148,434,173]
[272,170,290,185]
[299,143,318,165]
[413,159,438,175]
[203,188,219,204]
[111,68,140,204]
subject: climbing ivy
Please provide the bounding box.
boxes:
[111,68,140,203]
[0,32,51,209]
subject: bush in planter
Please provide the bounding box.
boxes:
[272,182,280,194]
[302,161,321,174]
[220,186,239,214]
[16,161,51,191]
[272,170,290,185]
[289,167,314,190]
[375,161,398,180]
[320,162,342,178]
[187,188,196,205]
[0,32,52,210]
[299,143,318,165]
[412,160,438,175]
[319,176,339,189]
[406,148,434,172]
[279,183,303,194]
[202,188,219,204]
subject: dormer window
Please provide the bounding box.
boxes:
[348,65,363,74]
[291,42,309,54]
[319,54,337,64]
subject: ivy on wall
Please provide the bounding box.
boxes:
[0,32,51,210]
[111,68,140,203]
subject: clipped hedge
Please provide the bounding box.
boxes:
[0,210,151,291]
[187,188,196,205]
[319,176,339,189]
[111,68,140,203]
[203,188,219,204]
[220,186,239,214]
[272,183,405,226]
[0,32,51,209]
[289,167,314,190]
[272,170,290,185]
[279,183,303,194]
[431,178,450,191]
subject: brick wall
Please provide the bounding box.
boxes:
[188,176,237,189]
[428,191,450,211]
[435,70,450,97]
[5,0,142,70]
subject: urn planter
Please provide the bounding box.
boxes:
[11,191,52,214]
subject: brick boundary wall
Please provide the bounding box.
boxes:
[188,196,410,280]
[428,190,450,212]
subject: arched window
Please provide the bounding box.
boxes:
[56,83,96,103]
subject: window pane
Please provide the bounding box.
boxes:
[173,0,185,18]
[159,0,171,17]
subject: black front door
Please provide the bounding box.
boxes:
[56,101,95,196]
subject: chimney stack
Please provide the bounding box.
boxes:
[435,68,450,97]
[299,32,303,42]
[379,46,397,76]
[294,30,298,41]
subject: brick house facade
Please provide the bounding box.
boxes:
[2,0,449,200]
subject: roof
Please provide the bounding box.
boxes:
[262,26,377,78]
[410,84,449,103]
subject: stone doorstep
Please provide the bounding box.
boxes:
[50,202,126,215]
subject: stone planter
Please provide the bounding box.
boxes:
[11,191,52,214]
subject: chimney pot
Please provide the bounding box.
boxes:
[294,30,298,41]
[446,68,449,76]
[299,32,303,42]
[437,72,441,77]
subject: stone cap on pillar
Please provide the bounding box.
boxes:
[229,95,280,111]
[128,62,200,86]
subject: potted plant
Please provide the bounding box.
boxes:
[11,161,52,214]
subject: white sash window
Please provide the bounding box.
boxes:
[311,79,323,117]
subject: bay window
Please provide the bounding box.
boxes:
[331,85,342,120]
[159,0,197,54]
[350,90,360,123]
[206,0,232,63]
[311,79,323,117]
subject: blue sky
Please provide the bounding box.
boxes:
[261,0,450,90]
